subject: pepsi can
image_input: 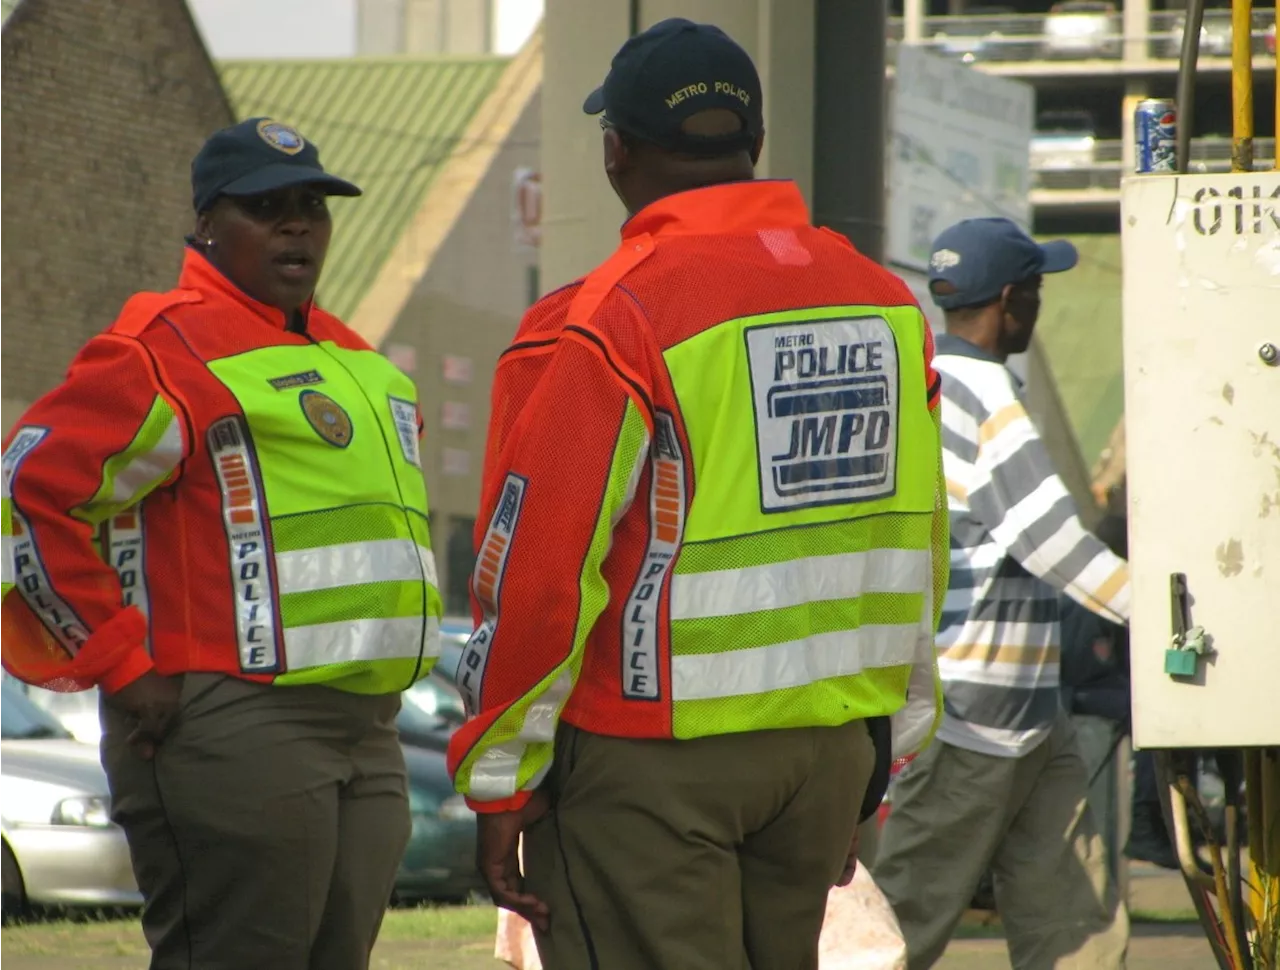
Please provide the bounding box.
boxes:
[1135,99,1177,173]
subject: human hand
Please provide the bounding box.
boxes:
[108,672,181,760]
[476,790,552,931]
[835,825,861,887]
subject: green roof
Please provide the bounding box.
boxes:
[219,56,510,320]
[1034,233,1124,467]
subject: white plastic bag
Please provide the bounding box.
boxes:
[495,864,906,970]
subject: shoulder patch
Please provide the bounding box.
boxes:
[3,427,50,494]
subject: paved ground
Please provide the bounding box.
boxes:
[935,861,1212,969]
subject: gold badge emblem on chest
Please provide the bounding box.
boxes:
[299,390,353,448]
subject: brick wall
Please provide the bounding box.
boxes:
[1,0,234,406]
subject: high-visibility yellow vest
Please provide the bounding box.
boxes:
[206,341,444,692]
[659,304,941,742]
[1,472,20,602]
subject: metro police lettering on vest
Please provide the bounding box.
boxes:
[746,316,900,511]
[459,473,526,714]
[622,412,685,700]
[10,517,91,653]
[3,426,92,653]
[208,417,281,672]
[106,510,151,633]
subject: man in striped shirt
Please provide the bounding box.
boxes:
[873,218,1130,970]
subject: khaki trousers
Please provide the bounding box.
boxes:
[872,712,1129,970]
[101,673,410,970]
[524,719,876,970]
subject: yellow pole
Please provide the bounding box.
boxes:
[1230,0,1253,171]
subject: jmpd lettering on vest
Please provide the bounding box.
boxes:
[772,408,892,465]
[665,82,709,108]
[774,341,884,381]
[746,316,901,511]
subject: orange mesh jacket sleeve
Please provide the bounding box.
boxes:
[2,334,189,693]
[447,290,655,813]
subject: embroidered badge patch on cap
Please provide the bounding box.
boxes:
[299,391,353,448]
[256,119,306,156]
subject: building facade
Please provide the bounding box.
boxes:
[1,0,234,426]
[357,0,495,55]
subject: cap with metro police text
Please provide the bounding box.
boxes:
[582,18,764,156]
[191,118,362,213]
[927,217,1078,311]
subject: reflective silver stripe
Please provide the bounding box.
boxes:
[671,623,919,701]
[670,548,929,621]
[0,486,12,593]
[283,615,440,671]
[468,666,574,802]
[110,418,183,504]
[276,539,438,595]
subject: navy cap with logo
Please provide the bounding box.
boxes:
[191,117,362,213]
[927,217,1078,310]
[582,18,764,156]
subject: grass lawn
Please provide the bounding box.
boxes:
[0,904,506,970]
[0,904,1208,970]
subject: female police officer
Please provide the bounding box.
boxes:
[1,118,443,970]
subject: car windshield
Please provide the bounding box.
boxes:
[1,680,74,740]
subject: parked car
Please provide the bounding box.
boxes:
[397,616,470,751]
[1030,109,1099,172]
[1266,21,1277,55]
[1041,0,1121,59]
[928,6,1031,64]
[1165,12,1233,59]
[1,681,140,917]
[10,626,483,905]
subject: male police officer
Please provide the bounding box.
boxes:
[448,20,949,970]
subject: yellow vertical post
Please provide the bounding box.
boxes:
[1230,0,1253,170]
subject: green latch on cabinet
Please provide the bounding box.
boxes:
[1165,573,1207,677]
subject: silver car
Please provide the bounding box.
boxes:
[1,681,139,915]
[1041,0,1121,59]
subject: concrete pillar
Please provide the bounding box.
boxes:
[903,0,926,44]
[540,0,631,292]
[540,0,816,293]
[1122,0,1149,64]
[814,0,886,261]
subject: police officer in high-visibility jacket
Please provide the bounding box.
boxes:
[1,119,442,970]
[446,19,948,970]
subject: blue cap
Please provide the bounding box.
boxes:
[582,18,764,156]
[191,118,361,213]
[927,217,1078,310]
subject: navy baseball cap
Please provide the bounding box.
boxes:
[191,118,361,213]
[582,18,764,156]
[927,217,1078,310]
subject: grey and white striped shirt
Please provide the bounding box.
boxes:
[933,334,1130,757]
